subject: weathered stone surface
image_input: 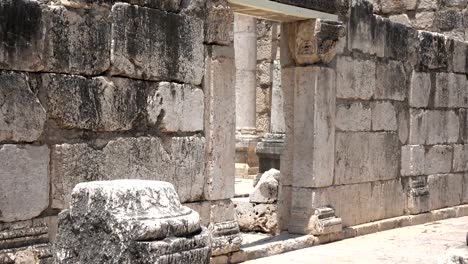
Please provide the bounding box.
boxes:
[204,46,236,201]
[61,0,181,10]
[54,180,211,264]
[336,56,375,100]
[409,109,459,145]
[290,180,405,227]
[435,73,468,108]
[293,67,335,188]
[336,101,371,131]
[453,145,468,172]
[204,1,233,45]
[0,71,46,142]
[335,132,400,185]
[372,101,398,131]
[208,200,242,256]
[414,12,436,29]
[42,5,111,75]
[184,201,211,227]
[111,3,204,84]
[385,20,411,61]
[0,145,49,222]
[418,31,449,70]
[271,0,339,14]
[389,14,411,26]
[147,82,204,132]
[0,0,44,72]
[401,145,453,176]
[461,109,468,143]
[410,71,431,108]
[436,9,463,31]
[452,40,468,73]
[249,169,280,204]
[51,136,205,209]
[233,198,279,234]
[404,176,430,214]
[348,0,376,55]
[375,60,407,101]
[428,174,463,210]
[289,206,342,235]
[288,19,344,65]
[44,74,145,131]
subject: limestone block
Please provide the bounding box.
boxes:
[42,5,111,75]
[270,61,285,134]
[418,31,449,70]
[375,60,407,101]
[0,0,44,72]
[0,71,46,142]
[409,109,459,145]
[147,82,204,132]
[54,180,211,264]
[111,3,204,84]
[453,145,468,172]
[204,46,236,201]
[336,56,375,100]
[348,0,375,55]
[435,73,468,108]
[277,185,292,231]
[404,176,430,214]
[410,71,431,108]
[209,200,242,255]
[184,201,211,227]
[425,145,453,175]
[280,67,295,186]
[61,0,181,10]
[335,132,400,185]
[385,20,411,61]
[461,109,468,143]
[0,1,111,75]
[205,2,233,45]
[463,174,468,203]
[418,0,438,9]
[51,136,205,209]
[372,101,397,131]
[336,101,371,131]
[413,12,436,29]
[452,40,468,74]
[290,180,405,227]
[293,67,335,188]
[44,74,145,131]
[234,198,278,234]
[380,0,404,13]
[401,145,426,176]
[428,174,463,210]
[249,169,280,204]
[389,14,411,26]
[436,9,464,31]
[0,145,49,222]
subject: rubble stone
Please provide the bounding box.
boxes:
[54,180,211,264]
[111,3,204,84]
[249,169,280,204]
[0,71,46,142]
[234,198,279,234]
[0,145,49,222]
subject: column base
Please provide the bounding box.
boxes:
[255,133,285,184]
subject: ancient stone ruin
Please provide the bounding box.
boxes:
[54,180,211,264]
[1,0,468,263]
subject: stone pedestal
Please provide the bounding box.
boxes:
[236,132,260,178]
[54,180,211,264]
[256,133,285,184]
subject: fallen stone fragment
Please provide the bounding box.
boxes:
[249,169,280,203]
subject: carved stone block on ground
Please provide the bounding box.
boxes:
[234,198,279,234]
[404,176,430,214]
[147,82,204,132]
[54,180,211,264]
[111,3,204,84]
[249,169,280,204]
[209,200,242,255]
[0,71,46,142]
[0,145,49,222]
[51,136,205,209]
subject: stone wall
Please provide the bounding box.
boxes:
[0,0,240,261]
[372,0,468,41]
[280,0,468,233]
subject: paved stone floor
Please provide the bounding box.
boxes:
[246,216,468,263]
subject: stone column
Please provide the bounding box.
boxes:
[234,14,260,178]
